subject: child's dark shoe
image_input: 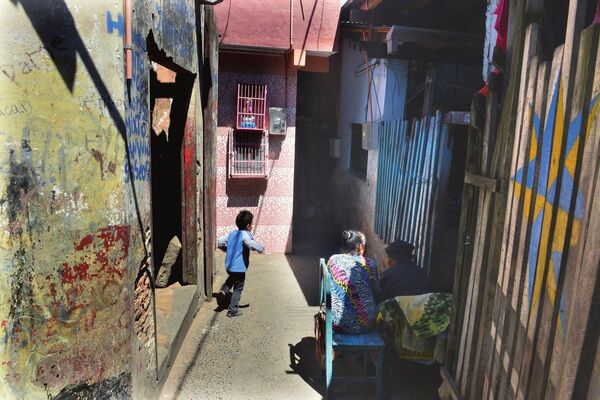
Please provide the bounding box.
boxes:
[226,310,243,318]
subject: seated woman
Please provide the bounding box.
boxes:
[375,239,432,303]
[327,230,379,334]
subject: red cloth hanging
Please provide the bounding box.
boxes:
[479,0,509,95]
[494,0,509,51]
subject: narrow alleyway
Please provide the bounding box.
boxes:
[161,247,441,400]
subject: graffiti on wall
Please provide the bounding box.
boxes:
[0,2,132,398]
[124,31,151,182]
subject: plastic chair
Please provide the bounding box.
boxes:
[319,258,385,400]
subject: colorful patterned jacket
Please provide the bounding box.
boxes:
[327,253,378,334]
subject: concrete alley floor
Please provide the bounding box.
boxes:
[160,251,442,400]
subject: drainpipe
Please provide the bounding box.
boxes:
[124,0,132,80]
[289,0,294,49]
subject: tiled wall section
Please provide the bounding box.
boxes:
[216,128,295,253]
[216,53,297,253]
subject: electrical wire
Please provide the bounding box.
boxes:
[316,0,325,51]
[219,0,232,45]
[363,32,374,123]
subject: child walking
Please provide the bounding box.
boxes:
[217,210,265,317]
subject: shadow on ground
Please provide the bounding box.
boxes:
[288,337,326,396]
[288,220,338,307]
[288,337,441,399]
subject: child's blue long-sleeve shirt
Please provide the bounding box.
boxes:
[217,230,265,272]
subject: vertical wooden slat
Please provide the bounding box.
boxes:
[496,54,541,400]
[527,1,591,394]
[503,58,550,400]
[446,104,481,378]
[545,23,600,398]
[486,22,540,399]
[456,89,498,394]
[202,4,218,298]
[515,44,564,400]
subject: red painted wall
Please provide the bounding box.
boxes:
[216,53,297,253]
[215,0,340,53]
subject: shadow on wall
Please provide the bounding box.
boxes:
[225,178,267,207]
[10,0,149,251]
[268,135,285,160]
[9,0,77,91]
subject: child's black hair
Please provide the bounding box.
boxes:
[236,210,254,230]
[341,230,366,255]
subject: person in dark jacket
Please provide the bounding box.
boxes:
[374,240,432,303]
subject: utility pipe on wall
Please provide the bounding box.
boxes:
[289,0,294,49]
[124,0,132,80]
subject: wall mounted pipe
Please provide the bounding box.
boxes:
[124,0,132,80]
[289,0,294,49]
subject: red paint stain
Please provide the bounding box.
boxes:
[96,366,105,382]
[69,225,130,280]
[60,262,90,284]
[90,149,104,179]
[184,147,193,166]
[74,234,94,251]
[48,281,57,299]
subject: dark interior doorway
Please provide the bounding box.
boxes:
[149,60,195,285]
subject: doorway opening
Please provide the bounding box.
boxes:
[149,59,195,286]
[147,34,199,381]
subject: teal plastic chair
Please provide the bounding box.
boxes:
[319,258,385,400]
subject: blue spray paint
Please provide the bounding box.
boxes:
[124,31,151,182]
[106,12,124,37]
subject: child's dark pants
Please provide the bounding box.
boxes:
[220,272,245,314]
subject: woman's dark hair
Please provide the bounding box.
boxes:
[236,210,254,230]
[341,230,366,255]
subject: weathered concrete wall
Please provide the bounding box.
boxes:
[217,53,297,254]
[0,0,204,398]
[333,40,407,271]
[0,1,132,398]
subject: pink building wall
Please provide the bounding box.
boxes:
[216,53,297,253]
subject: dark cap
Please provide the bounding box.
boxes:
[385,240,415,260]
